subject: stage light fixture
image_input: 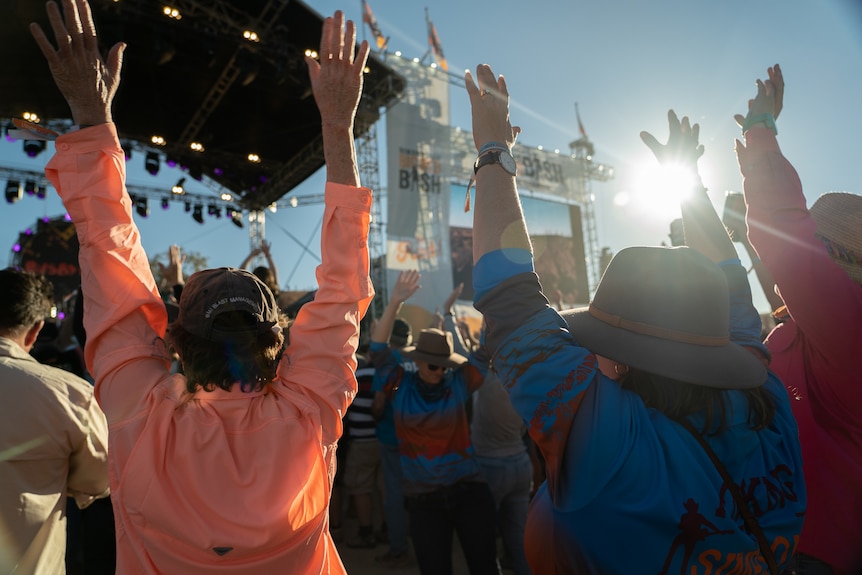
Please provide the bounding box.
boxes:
[192,204,204,224]
[161,197,170,210]
[36,186,47,199]
[229,208,243,228]
[24,180,37,196]
[171,177,186,195]
[5,180,22,203]
[184,201,191,213]
[135,197,150,218]
[23,140,47,158]
[163,6,182,20]
[145,152,160,176]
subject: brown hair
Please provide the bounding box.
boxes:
[620,368,776,435]
[0,268,54,334]
[168,310,285,393]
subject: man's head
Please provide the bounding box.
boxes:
[401,328,467,385]
[168,268,284,393]
[0,268,54,350]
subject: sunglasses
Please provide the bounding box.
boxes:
[426,364,445,372]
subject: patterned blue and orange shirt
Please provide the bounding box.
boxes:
[473,249,806,574]
[370,342,486,495]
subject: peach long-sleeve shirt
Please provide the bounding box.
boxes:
[45,123,374,574]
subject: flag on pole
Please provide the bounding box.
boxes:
[361,0,388,50]
[575,102,588,139]
[425,8,448,71]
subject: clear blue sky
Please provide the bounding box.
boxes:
[1,0,860,313]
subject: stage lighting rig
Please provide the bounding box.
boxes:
[23,140,47,158]
[145,152,161,176]
[5,180,22,203]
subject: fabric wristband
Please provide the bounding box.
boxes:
[742,113,777,135]
[478,141,510,155]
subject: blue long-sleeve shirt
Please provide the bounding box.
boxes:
[473,248,805,574]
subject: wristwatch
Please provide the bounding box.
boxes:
[474,149,517,176]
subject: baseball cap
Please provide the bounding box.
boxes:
[176,267,280,342]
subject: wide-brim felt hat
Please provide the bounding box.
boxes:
[810,192,862,285]
[561,246,766,389]
[400,328,467,368]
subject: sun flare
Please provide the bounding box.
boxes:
[629,162,699,221]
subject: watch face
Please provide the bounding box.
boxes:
[499,151,517,175]
[475,149,517,176]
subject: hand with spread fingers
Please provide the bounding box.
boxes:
[465,64,520,152]
[389,270,421,306]
[305,11,370,133]
[30,0,125,126]
[734,63,783,129]
[640,110,705,172]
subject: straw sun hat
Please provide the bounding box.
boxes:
[810,192,862,285]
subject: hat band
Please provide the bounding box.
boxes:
[817,234,862,265]
[588,304,729,347]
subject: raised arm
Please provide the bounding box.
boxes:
[259,240,279,288]
[157,244,186,293]
[279,12,374,444]
[440,282,471,356]
[30,0,124,128]
[640,110,735,264]
[371,270,420,345]
[35,0,171,420]
[641,111,765,356]
[724,201,785,314]
[238,245,262,271]
[467,65,595,489]
[735,65,862,369]
[306,13,369,188]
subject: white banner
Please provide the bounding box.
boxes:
[385,56,453,319]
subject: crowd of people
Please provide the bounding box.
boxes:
[1,0,859,574]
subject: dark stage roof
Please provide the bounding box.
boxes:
[1,0,404,209]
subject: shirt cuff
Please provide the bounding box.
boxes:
[473,248,534,301]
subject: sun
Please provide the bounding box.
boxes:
[627,162,700,221]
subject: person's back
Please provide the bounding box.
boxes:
[32,5,373,573]
[0,269,109,575]
[738,76,862,573]
[465,64,804,573]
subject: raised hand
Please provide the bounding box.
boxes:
[162,244,186,286]
[30,0,125,126]
[305,11,370,132]
[735,64,784,129]
[442,282,464,315]
[639,110,704,171]
[390,270,421,306]
[465,64,520,152]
